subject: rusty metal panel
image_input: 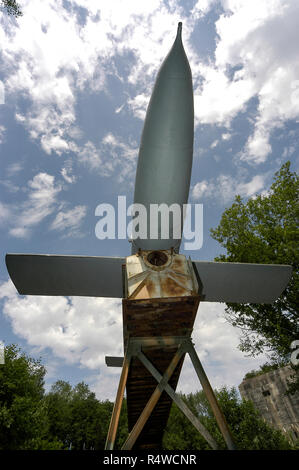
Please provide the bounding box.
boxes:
[125,250,198,300]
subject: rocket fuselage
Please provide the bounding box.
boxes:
[132,23,194,253]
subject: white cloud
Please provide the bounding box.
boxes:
[192,180,210,200]
[100,132,138,182]
[191,0,217,18]
[50,204,87,237]
[61,161,77,184]
[6,172,61,238]
[241,126,272,164]
[194,66,255,126]
[41,134,70,156]
[127,93,149,121]
[75,134,138,181]
[6,162,23,177]
[236,174,265,197]
[0,125,5,144]
[193,0,299,163]
[0,279,123,395]
[1,0,298,169]
[76,141,102,170]
[192,172,266,202]
[222,132,231,141]
[0,201,12,224]
[0,172,86,238]
[1,0,186,161]
[9,227,30,238]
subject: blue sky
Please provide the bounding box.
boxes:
[0,0,298,400]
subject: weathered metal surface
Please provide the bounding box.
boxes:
[6,253,291,304]
[5,253,125,298]
[122,295,200,449]
[125,250,198,300]
[132,22,194,253]
[193,260,292,303]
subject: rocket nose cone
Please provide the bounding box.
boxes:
[177,22,182,39]
[159,21,190,79]
[173,22,183,45]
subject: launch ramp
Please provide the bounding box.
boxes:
[105,295,236,450]
[105,251,236,450]
[122,296,199,450]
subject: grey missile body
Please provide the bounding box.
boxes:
[133,22,194,253]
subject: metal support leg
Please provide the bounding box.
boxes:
[105,335,235,451]
[121,343,186,450]
[138,349,219,450]
[187,341,236,450]
[105,349,131,450]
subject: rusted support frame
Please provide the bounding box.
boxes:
[187,341,236,450]
[137,349,219,450]
[121,342,186,450]
[105,349,132,450]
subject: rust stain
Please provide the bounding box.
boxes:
[134,278,157,300]
[169,271,188,284]
[171,257,184,271]
[145,278,157,298]
[160,277,186,297]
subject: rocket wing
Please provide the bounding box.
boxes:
[192,260,292,303]
[6,253,125,298]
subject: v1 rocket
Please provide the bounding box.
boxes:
[5,23,292,304]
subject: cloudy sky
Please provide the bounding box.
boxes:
[0,0,298,400]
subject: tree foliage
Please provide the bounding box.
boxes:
[163,387,294,450]
[0,344,296,449]
[0,344,49,449]
[0,0,22,17]
[210,162,299,361]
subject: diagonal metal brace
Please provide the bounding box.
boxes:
[105,335,236,451]
[137,346,219,450]
[121,341,187,450]
[187,340,236,450]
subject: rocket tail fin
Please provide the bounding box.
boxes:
[5,253,125,298]
[192,260,292,303]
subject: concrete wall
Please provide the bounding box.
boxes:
[239,365,299,441]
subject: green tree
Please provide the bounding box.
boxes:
[1,0,22,17]
[210,161,298,361]
[45,380,118,450]
[69,381,105,450]
[163,387,293,450]
[45,380,73,448]
[0,344,57,449]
